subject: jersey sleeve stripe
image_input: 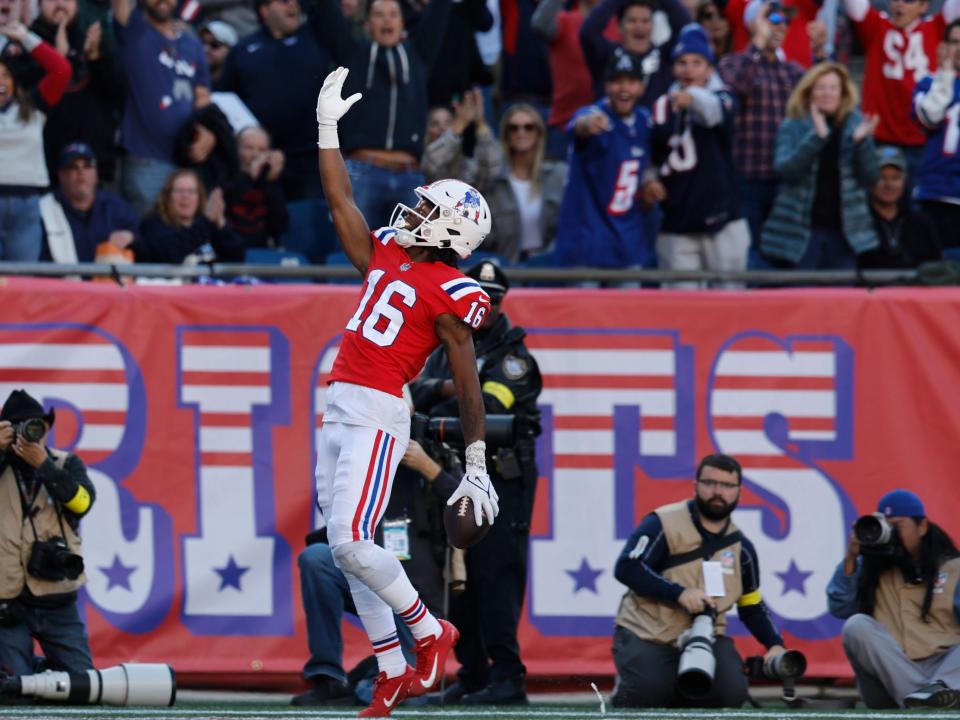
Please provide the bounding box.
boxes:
[374,228,397,245]
[442,278,489,301]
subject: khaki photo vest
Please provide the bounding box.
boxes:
[616,500,745,644]
[0,450,86,599]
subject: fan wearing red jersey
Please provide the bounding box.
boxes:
[843,0,960,179]
[315,66,497,718]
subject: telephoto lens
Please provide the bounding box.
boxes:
[676,611,717,698]
[7,663,175,706]
[854,513,896,545]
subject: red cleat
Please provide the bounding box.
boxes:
[357,667,417,717]
[408,619,460,696]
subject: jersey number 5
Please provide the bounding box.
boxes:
[608,159,641,215]
[346,269,417,347]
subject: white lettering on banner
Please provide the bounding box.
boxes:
[0,329,170,632]
[709,335,852,629]
[312,339,341,529]
[528,332,695,635]
[179,329,286,625]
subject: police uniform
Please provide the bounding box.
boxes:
[409,262,542,704]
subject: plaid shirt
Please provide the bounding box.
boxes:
[719,47,805,180]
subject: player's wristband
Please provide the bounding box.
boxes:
[465,440,487,476]
[318,124,339,150]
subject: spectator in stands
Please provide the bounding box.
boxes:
[112,0,211,219]
[476,103,566,262]
[136,169,244,264]
[827,489,960,709]
[649,24,748,287]
[199,20,237,87]
[425,106,453,146]
[28,0,124,184]
[912,19,960,250]
[223,126,289,250]
[292,439,455,708]
[422,89,501,193]
[311,0,452,225]
[731,0,831,68]
[842,0,960,189]
[0,23,71,262]
[859,146,941,269]
[194,0,257,42]
[718,3,803,266]
[695,0,730,59]
[532,0,619,159]
[761,63,880,269]
[580,0,691,105]
[219,0,329,200]
[499,0,553,117]
[555,51,656,271]
[173,102,238,191]
[427,0,493,108]
[40,142,138,264]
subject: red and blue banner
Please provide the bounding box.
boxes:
[3,279,958,681]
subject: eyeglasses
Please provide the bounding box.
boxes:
[507,122,538,134]
[697,478,740,491]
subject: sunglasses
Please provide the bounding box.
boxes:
[203,39,225,49]
[699,10,719,19]
[507,122,538,133]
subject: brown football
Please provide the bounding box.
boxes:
[444,496,491,549]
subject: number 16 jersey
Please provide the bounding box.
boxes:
[328,227,491,400]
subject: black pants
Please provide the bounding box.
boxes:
[919,200,960,250]
[611,625,748,708]
[449,474,532,689]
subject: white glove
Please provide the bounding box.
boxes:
[448,472,499,526]
[316,66,362,150]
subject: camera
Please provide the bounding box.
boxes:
[854,513,901,557]
[410,413,516,449]
[676,609,717,698]
[1,663,175,706]
[11,418,45,443]
[744,650,807,681]
[27,537,84,581]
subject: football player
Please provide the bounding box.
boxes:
[314,66,498,718]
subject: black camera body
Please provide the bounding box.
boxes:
[854,513,902,557]
[27,537,84,582]
[12,418,45,443]
[743,650,807,681]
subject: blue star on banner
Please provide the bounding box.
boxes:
[566,557,603,594]
[776,559,813,596]
[100,555,136,591]
[214,556,250,592]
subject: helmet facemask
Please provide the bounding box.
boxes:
[389,196,445,249]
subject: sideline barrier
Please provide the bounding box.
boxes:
[1,278,957,682]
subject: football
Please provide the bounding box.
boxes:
[444,496,491,549]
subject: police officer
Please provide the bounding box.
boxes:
[612,454,787,708]
[410,261,542,705]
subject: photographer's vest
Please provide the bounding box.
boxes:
[615,501,744,644]
[873,557,960,660]
[0,450,86,598]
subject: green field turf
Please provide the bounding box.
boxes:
[1,705,960,720]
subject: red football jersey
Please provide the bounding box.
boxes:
[328,228,492,398]
[856,8,944,146]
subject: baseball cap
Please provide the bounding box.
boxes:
[466,261,509,303]
[200,20,238,48]
[59,142,96,168]
[876,145,907,172]
[876,489,925,518]
[672,22,716,64]
[605,48,646,82]
[744,0,793,25]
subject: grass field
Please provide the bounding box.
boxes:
[2,704,960,720]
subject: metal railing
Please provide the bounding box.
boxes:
[0,262,925,287]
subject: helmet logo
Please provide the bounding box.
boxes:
[454,189,482,223]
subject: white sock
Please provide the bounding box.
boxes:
[379,575,442,641]
[345,573,407,678]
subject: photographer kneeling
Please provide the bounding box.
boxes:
[612,454,788,708]
[827,489,960,709]
[0,389,96,679]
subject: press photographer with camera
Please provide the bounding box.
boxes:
[410,261,542,706]
[827,489,960,709]
[293,437,460,707]
[611,454,789,708]
[0,389,96,680]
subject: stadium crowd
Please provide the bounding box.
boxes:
[0,0,956,273]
